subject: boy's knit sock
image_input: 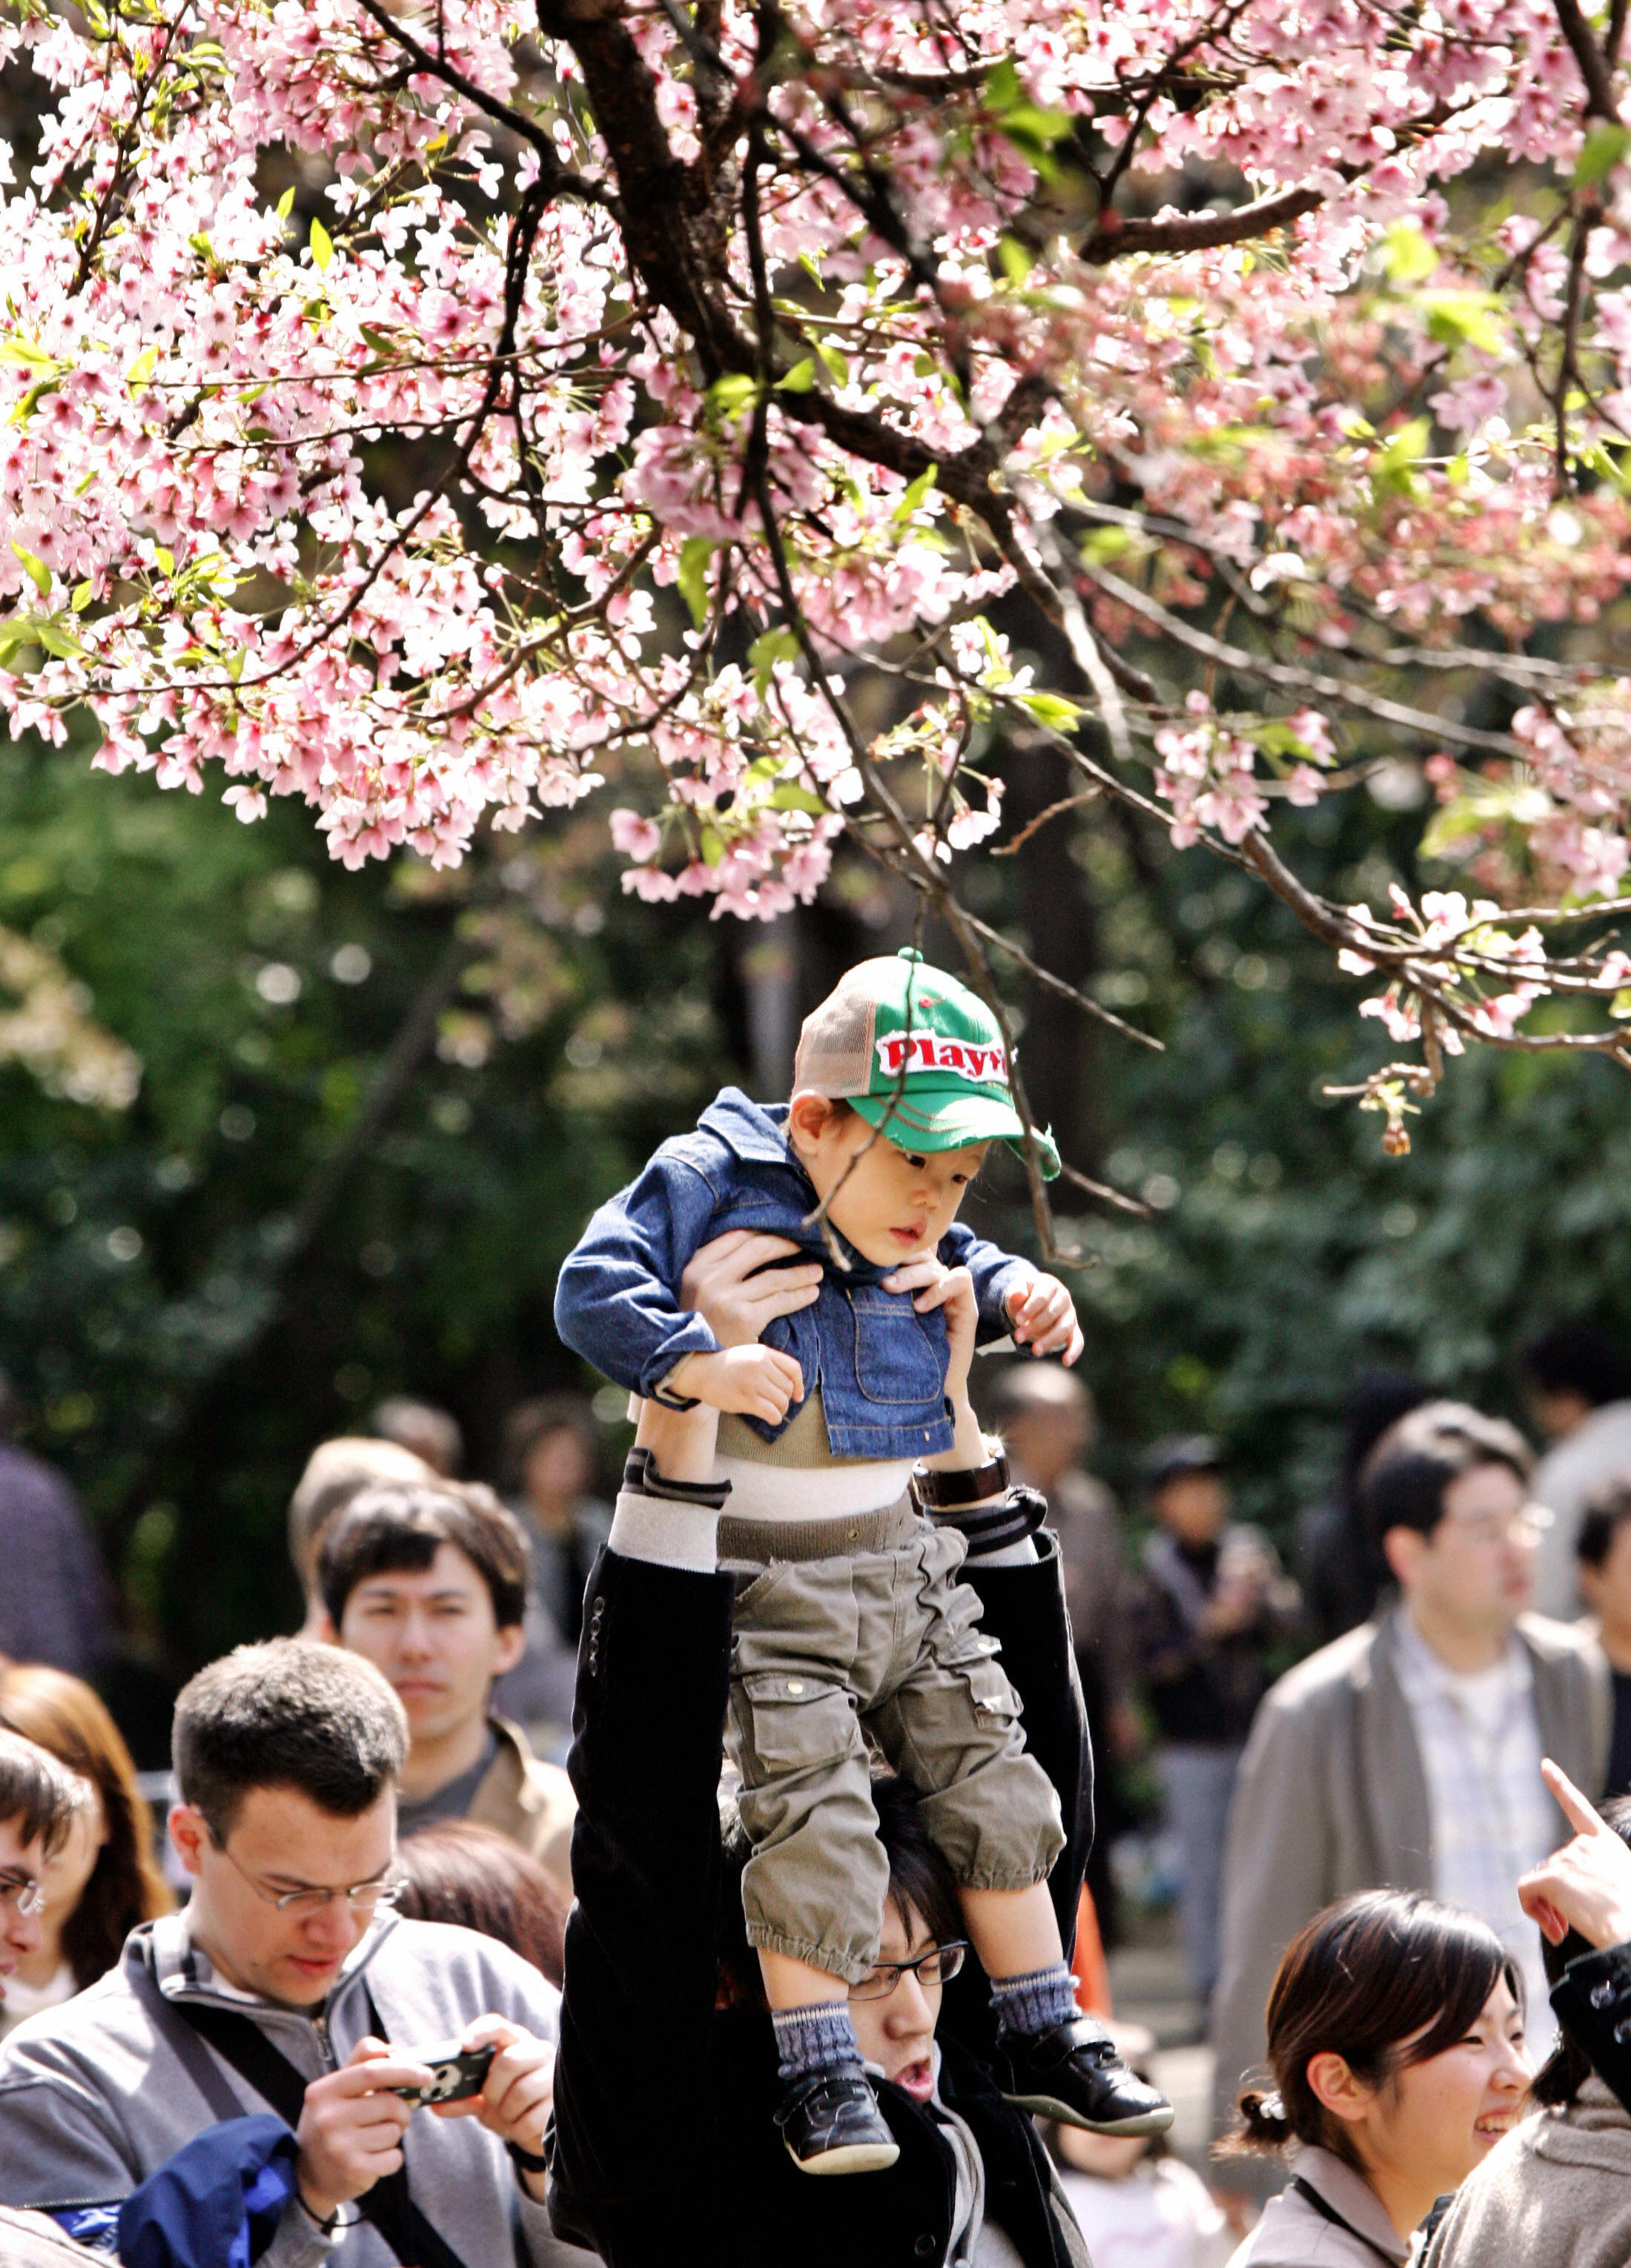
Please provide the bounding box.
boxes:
[772,2001,864,2083]
[988,1961,1080,2037]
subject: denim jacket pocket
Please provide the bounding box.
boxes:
[849,1288,947,1407]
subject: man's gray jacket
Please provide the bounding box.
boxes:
[1210,1606,1611,2146]
[0,1911,562,2268]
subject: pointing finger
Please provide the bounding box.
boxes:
[1543,1757,1609,1838]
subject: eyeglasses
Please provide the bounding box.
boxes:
[0,1871,46,1919]
[214,1838,403,1917]
[1444,1505,1553,1547]
[850,1940,969,2002]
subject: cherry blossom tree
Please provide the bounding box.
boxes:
[7,0,1631,1225]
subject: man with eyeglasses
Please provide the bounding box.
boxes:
[0,1639,568,2268]
[1211,1399,1612,2184]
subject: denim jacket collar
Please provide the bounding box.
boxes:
[697,1087,797,1167]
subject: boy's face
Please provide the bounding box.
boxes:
[787,1095,988,1267]
[1581,1517,1631,1644]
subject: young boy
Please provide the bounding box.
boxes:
[555,948,1171,2172]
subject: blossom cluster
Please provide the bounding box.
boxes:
[3,0,1631,1026]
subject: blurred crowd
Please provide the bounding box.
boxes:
[0,1314,1629,2267]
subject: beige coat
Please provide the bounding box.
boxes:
[1227,2146,1408,2267]
[1426,2081,1631,2268]
[468,1714,577,1894]
[1211,1608,1610,2143]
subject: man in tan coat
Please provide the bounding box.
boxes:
[317,1479,576,1895]
[1211,1403,1610,2167]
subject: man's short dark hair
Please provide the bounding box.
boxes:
[1523,1322,1631,1412]
[173,1639,408,1839]
[1577,1471,1631,1570]
[319,1482,529,1631]
[1360,1400,1533,1554]
[0,1728,87,1856]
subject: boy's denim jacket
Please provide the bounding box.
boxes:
[554,1087,1030,1459]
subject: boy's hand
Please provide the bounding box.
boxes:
[429,2015,555,2200]
[1005,1273,1084,1365]
[669,1344,804,1425]
[883,1257,978,1405]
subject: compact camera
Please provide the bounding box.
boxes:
[388,2040,498,2108]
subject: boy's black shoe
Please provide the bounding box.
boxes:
[993,2016,1175,2136]
[773,2069,901,2175]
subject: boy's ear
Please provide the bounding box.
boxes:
[787,1091,835,1155]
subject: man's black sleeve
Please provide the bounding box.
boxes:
[1552,1942,1631,2112]
[942,1531,1093,2056]
[549,1546,736,2255]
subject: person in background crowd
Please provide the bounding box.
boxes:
[1221,1891,1529,2268]
[1128,1437,1300,2009]
[0,1641,564,2268]
[1045,2030,1234,2268]
[395,1821,566,1987]
[0,1730,87,2032]
[0,1370,111,1681]
[1575,1474,1631,1800]
[1211,1401,1610,2166]
[285,1436,435,1634]
[490,1396,612,1740]
[0,1667,171,2036]
[1524,1321,1631,1620]
[990,1364,1132,1947]
[1294,1372,1432,1649]
[368,1396,463,1480]
[320,1481,576,1894]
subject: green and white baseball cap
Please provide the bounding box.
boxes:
[792,948,1060,1178]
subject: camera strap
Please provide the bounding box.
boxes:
[136,1966,470,2268]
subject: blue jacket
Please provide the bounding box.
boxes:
[554,1089,1029,1459]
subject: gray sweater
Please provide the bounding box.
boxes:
[1424,2082,1631,2268]
[0,1912,562,2268]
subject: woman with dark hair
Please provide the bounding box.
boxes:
[1223,1891,1529,2266]
[0,1665,171,2031]
[394,1818,568,1986]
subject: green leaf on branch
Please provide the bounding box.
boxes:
[813,338,849,383]
[699,825,725,866]
[277,185,296,220]
[1576,122,1631,187]
[767,783,830,814]
[1015,690,1085,732]
[677,537,715,629]
[777,358,816,393]
[1419,292,1504,355]
[1380,222,1438,284]
[893,465,939,524]
[750,627,800,691]
[707,373,758,421]
[1373,416,1432,500]
[11,545,50,598]
[308,217,334,271]
[998,236,1034,285]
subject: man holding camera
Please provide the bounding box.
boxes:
[0,1640,562,2268]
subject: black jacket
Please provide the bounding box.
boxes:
[1554,1940,1631,2111]
[549,1533,1095,2268]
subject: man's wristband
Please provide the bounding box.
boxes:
[508,2139,550,2177]
[912,1452,1010,1508]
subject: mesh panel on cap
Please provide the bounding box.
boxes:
[793,969,881,1096]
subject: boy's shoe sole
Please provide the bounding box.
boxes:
[1002,2089,1176,2137]
[784,2137,903,2175]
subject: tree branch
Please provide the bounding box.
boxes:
[1081,184,1323,263]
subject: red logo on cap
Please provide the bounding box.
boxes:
[876,1032,1009,1084]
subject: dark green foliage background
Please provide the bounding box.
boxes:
[1,723,1627,1751]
